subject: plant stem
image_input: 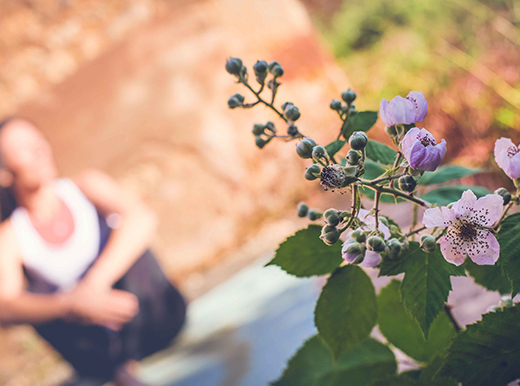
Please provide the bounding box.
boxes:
[496,201,513,230]
[241,80,287,123]
[339,185,359,233]
[374,190,381,231]
[404,226,427,238]
[358,179,432,208]
[444,304,461,333]
[371,173,405,185]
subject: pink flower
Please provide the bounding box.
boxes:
[379,91,428,127]
[401,127,447,171]
[422,190,503,266]
[494,138,520,180]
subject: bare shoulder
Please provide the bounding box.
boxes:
[0,220,21,261]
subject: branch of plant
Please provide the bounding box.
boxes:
[339,185,359,234]
[240,79,287,123]
[404,225,427,238]
[371,173,406,185]
[358,179,432,208]
[374,191,381,231]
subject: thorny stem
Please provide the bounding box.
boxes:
[496,201,513,230]
[404,225,427,238]
[371,173,406,185]
[358,179,432,208]
[374,191,381,231]
[339,184,359,233]
[390,151,402,189]
[444,304,461,333]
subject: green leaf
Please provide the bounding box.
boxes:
[342,110,378,140]
[464,258,512,295]
[439,305,520,386]
[266,225,343,277]
[418,165,482,186]
[420,185,491,206]
[273,336,396,386]
[497,212,520,296]
[325,140,346,158]
[379,242,465,338]
[315,265,377,359]
[369,375,418,386]
[377,280,457,363]
[365,140,397,165]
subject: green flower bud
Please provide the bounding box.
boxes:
[296,138,317,159]
[252,124,265,136]
[228,93,245,109]
[255,136,267,149]
[349,104,357,115]
[308,209,323,221]
[305,164,321,180]
[349,131,368,151]
[367,236,385,253]
[346,150,361,165]
[344,242,365,264]
[312,145,327,161]
[379,217,390,228]
[253,60,268,83]
[324,209,341,226]
[225,57,243,76]
[265,121,275,133]
[284,105,301,122]
[385,238,402,259]
[320,225,340,246]
[268,61,284,77]
[287,125,299,137]
[385,125,398,137]
[420,234,437,253]
[494,187,512,206]
[398,175,417,193]
[341,89,357,104]
[330,99,342,111]
[351,229,366,243]
[297,202,309,218]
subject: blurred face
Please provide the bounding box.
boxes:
[0,120,57,191]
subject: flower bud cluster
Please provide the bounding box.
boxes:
[252,122,276,149]
[296,202,322,221]
[282,102,301,122]
[329,89,357,120]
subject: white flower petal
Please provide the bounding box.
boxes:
[452,189,477,218]
[471,194,504,226]
[400,127,420,153]
[359,251,382,268]
[466,230,500,266]
[438,234,467,266]
[423,206,456,228]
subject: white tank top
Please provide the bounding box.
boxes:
[10,179,101,291]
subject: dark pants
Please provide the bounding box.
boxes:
[31,250,187,380]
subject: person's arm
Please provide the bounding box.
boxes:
[73,169,158,288]
[0,221,71,325]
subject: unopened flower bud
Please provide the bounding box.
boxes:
[296,138,317,159]
[385,238,402,259]
[320,225,340,246]
[284,105,301,122]
[367,236,385,253]
[499,295,513,308]
[347,150,361,165]
[349,104,357,115]
[253,60,268,83]
[228,93,245,109]
[330,100,342,111]
[399,175,417,192]
[252,124,265,136]
[349,132,368,150]
[385,125,398,137]
[287,125,299,137]
[420,234,437,253]
[265,121,275,133]
[255,136,267,149]
[312,145,327,161]
[351,229,366,243]
[341,89,357,104]
[297,202,309,218]
[225,57,243,76]
[305,164,321,180]
[308,210,322,221]
[342,241,365,264]
[268,61,284,77]
[324,209,341,226]
[494,188,511,206]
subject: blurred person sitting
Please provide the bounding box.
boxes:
[0,118,186,386]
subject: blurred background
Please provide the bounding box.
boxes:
[0,0,520,384]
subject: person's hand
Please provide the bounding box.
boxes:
[64,279,139,331]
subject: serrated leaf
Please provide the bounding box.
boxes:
[365,140,397,165]
[420,185,491,206]
[377,280,457,363]
[465,258,512,295]
[342,111,378,140]
[325,140,346,158]
[418,165,482,186]
[497,213,520,296]
[379,242,465,338]
[266,225,343,277]
[273,336,396,386]
[438,305,520,386]
[315,265,377,359]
